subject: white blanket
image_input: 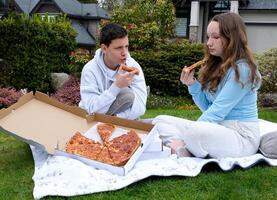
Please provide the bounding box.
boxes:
[31,119,277,199]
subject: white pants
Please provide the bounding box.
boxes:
[152,115,260,158]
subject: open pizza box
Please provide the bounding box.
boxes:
[0,91,160,176]
[138,146,171,162]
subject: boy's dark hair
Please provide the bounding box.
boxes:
[100,23,128,46]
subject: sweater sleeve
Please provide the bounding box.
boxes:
[116,62,147,119]
[79,63,121,115]
[188,79,210,112]
[198,64,252,123]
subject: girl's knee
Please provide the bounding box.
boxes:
[152,115,169,124]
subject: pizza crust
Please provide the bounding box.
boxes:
[108,130,141,166]
[186,60,204,71]
[121,64,139,75]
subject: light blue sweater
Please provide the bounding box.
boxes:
[188,59,261,123]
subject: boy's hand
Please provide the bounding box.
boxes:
[115,69,135,88]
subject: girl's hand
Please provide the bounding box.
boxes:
[180,67,195,86]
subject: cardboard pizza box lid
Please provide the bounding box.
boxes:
[0,92,91,154]
[0,91,156,175]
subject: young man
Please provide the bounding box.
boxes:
[79,23,147,120]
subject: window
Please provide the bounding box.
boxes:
[41,14,58,22]
[176,17,188,37]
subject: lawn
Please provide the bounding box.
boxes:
[0,108,276,200]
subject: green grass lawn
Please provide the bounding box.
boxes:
[0,108,276,200]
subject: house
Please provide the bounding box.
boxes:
[0,0,8,18]
[175,0,277,53]
[1,0,110,49]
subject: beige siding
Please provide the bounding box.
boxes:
[245,25,277,54]
[240,11,277,53]
[240,11,277,22]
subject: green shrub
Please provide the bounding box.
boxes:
[0,59,10,87]
[69,48,92,76]
[0,13,76,92]
[132,40,204,96]
[111,0,175,50]
[256,48,277,93]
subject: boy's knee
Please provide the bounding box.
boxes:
[106,89,135,115]
[118,91,135,105]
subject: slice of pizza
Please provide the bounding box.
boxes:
[66,131,95,150]
[107,130,141,166]
[186,60,204,71]
[121,64,139,75]
[66,131,103,160]
[96,146,114,165]
[82,142,104,160]
[97,123,116,144]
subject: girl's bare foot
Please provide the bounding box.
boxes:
[169,139,185,154]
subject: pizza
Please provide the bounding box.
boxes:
[97,123,115,144]
[96,146,114,165]
[107,130,141,166]
[65,125,141,167]
[121,64,139,75]
[186,60,204,71]
[66,132,103,160]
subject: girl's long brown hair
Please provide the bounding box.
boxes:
[199,12,260,92]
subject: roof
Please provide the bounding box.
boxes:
[53,0,109,19]
[239,0,277,10]
[10,0,109,47]
[14,0,39,14]
[14,0,110,19]
[71,20,95,46]
[54,0,81,16]
[81,4,109,19]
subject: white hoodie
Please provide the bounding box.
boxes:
[79,49,147,120]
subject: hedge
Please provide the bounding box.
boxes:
[131,41,204,96]
[0,13,204,96]
[0,13,77,92]
[256,48,277,93]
